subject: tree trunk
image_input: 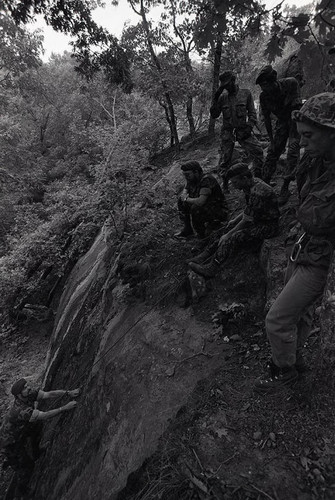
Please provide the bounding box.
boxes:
[159,101,174,147]
[186,96,196,136]
[208,31,223,136]
[133,0,180,149]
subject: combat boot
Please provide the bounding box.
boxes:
[278,180,291,206]
[174,221,194,238]
[187,246,214,264]
[253,365,298,393]
[188,257,221,278]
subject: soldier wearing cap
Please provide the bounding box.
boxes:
[210,70,264,185]
[0,378,79,496]
[188,163,279,278]
[254,92,335,392]
[175,160,228,240]
[256,64,302,204]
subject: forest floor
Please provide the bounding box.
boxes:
[1,133,335,500]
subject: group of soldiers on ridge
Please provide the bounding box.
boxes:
[175,64,335,394]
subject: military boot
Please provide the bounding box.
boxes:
[187,246,215,264]
[253,364,298,393]
[278,180,291,206]
[188,256,221,278]
[174,220,194,238]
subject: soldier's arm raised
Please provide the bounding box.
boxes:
[29,401,77,421]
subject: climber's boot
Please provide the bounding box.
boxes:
[253,364,298,393]
[188,256,221,278]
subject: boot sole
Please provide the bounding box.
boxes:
[253,375,299,394]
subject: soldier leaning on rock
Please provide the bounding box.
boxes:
[256,64,302,205]
[254,92,335,393]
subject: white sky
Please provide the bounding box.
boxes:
[29,0,311,61]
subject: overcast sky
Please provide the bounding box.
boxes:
[29,0,311,61]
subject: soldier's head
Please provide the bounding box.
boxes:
[219,70,236,93]
[226,163,252,190]
[292,93,335,160]
[181,161,203,183]
[256,65,278,94]
[11,378,29,399]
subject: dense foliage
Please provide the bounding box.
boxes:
[0,0,333,322]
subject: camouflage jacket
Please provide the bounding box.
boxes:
[210,86,258,131]
[297,154,335,243]
[260,77,302,122]
[243,178,280,225]
[0,391,39,447]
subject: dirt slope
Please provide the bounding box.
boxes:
[1,134,335,500]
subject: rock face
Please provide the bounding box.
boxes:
[31,225,230,500]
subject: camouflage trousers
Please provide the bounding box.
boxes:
[263,119,300,184]
[203,224,279,262]
[219,128,264,178]
[178,198,228,239]
[266,260,329,367]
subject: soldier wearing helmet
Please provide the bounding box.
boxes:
[254,92,335,393]
[256,64,302,204]
[210,71,264,188]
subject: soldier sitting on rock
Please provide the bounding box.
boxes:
[0,378,79,497]
[188,163,279,278]
[175,160,229,240]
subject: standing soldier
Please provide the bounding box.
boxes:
[210,71,263,187]
[254,93,335,392]
[256,65,302,204]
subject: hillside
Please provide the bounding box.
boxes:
[0,136,335,500]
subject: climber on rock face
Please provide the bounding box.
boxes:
[0,378,79,497]
[254,92,335,393]
[188,163,279,279]
[175,160,229,240]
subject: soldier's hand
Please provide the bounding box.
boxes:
[68,388,80,398]
[180,190,189,203]
[63,401,77,411]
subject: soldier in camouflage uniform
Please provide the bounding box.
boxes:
[210,71,263,185]
[188,163,279,278]
[1,378,79,496]
[254,93,335,392]
[256,65,302,204]
[175,160,229,240]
